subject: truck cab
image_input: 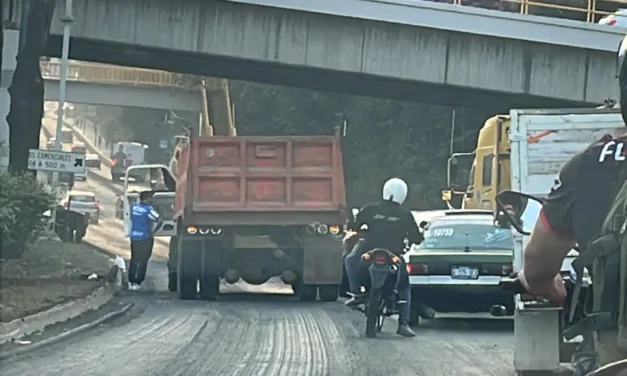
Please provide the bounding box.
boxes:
[442,115,511,210]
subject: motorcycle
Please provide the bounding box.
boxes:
[353,247,403,338]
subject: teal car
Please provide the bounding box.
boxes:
[404,211,515,323]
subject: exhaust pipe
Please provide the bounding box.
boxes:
[490,304,507,317]
[224,269,240,284]
[280,270,298,284]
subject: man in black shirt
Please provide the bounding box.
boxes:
[344,178,424,337]
[112,144,127,163]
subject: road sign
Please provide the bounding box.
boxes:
[28,149,86,174]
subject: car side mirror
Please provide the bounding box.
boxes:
[419,221,428,229]
[494,190,543,235]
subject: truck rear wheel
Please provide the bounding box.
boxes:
[318,285,339,302]
[177,238,200,300]
[300,284,318,301]
[199,274,220,301]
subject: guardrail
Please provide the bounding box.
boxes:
[445,0,626,24]
[40,61,198,90]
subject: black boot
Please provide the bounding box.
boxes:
[345,294,365,307]
[397,321,416,337]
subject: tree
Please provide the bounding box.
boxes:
[7,0,55,171]
[229,81,493,208]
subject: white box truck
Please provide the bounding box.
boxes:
[507,107,626,374]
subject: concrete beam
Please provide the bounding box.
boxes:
[43,80,203,112]
[46,0,617,103]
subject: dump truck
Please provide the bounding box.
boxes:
[167,131,347,302]
[503,107,625,374]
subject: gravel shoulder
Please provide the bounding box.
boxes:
[0,239,112,323]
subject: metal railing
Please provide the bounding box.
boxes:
[40,60,196,89]
[440,0,627,24]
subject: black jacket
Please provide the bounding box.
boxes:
[348,201,423,255]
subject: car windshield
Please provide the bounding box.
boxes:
[416,222,513,251]
[69,195,95,203]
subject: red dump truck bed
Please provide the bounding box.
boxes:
[174,135,347,226]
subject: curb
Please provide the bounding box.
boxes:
[0,302,133,361]
[0,283,118,346]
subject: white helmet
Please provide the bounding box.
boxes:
[382,178,408,205]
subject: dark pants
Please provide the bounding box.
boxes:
[344,240,412,323]
[129,238,154,285]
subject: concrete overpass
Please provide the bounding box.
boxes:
[41,60,203,112]
[25,0,625,106]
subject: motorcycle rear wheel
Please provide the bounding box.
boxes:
[365,288,382,338]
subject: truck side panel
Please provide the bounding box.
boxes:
[187,136,346,213]
[510,109,625,196]
[509,108,626,273]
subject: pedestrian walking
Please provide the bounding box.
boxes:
[128,190,162,291]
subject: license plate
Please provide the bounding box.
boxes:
[451,266,479,279]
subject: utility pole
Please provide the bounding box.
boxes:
[51,0,73,229]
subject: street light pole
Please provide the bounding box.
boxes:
[53,0,73,157]
[51,0,73,231]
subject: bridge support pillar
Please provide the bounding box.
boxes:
[0,30,20,172]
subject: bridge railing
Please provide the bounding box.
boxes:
[445,0,627,24]
[39,60,198,90]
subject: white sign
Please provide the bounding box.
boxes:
[159,139,168,149]
[28,149,86,174]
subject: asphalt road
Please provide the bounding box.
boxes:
[13,119,516,375]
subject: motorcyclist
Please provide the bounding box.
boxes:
[343,178,424,337]
[511,34,627,373]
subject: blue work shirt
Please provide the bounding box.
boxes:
[130,202,160,241]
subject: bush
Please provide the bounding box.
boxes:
[0,172,55,259]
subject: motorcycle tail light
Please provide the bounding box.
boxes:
[375,254,386,265]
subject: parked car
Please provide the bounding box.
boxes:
[404,210,515,325]
[599,9,627,26]
[60,190,100,224]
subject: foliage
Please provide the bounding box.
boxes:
[230,81,498,209]
[102,80,504,209]
[0,172,55,259]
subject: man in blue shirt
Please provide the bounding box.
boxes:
[128,191,162,291]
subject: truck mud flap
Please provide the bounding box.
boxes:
[302,235,343,285]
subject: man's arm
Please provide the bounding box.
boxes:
[405,210,424,246]
[522,158,578,287]
[347,205,372,231]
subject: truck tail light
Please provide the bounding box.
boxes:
[407,262,428,275]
